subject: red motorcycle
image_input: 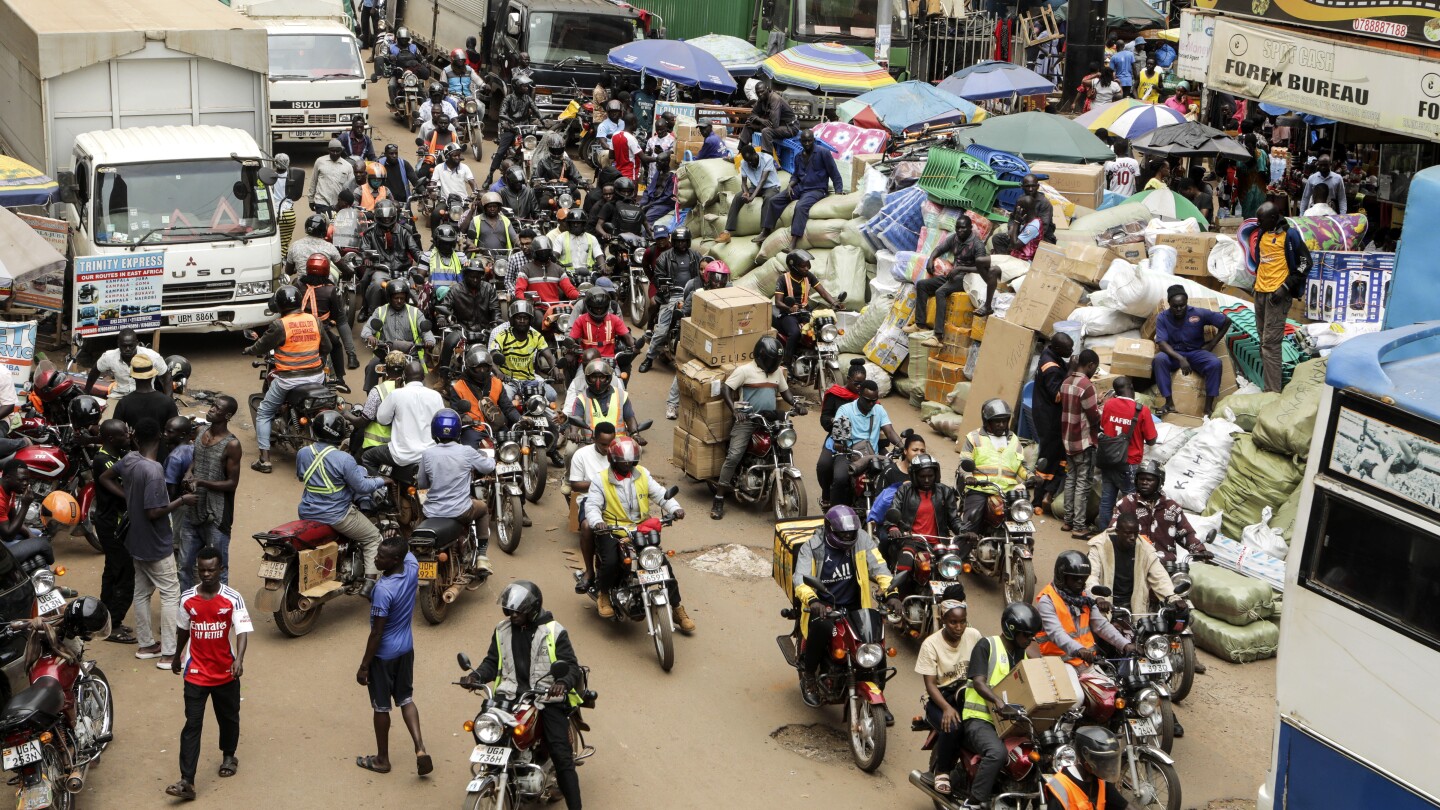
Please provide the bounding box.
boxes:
[0,599,114,810]
[908,706,1048,808]
[13,396,104,552]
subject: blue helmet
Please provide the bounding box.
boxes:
[431,408,462,442]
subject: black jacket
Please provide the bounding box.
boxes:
[381,157,415,203]
[1032,346,1068,432]
[472,610,579,692]
[499,94,540,128]
[361,224,423,270]
[448,280,500,328]
[883,482,964,538]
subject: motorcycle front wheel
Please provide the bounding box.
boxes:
[773,475,809,521]
[1156,697,1176,753]
[850,701,887,773]
[1004,556,1036,604]
[627,271,650,326]
[462,777,504,810]
[1119,747,1182,810]
[647,602,674,672]
[1168,636,1196,703]
[495,493,524,554]
[523,451,548,504]
[78,517,101,553]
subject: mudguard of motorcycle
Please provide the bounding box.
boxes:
[505,482,524,497]
[255,584,284,613]
[465,774,498,795]
[646,585,669,607]
[1012,544,1033,560]
[1136,746,1175,766]
[782,466,805,480]
[78,481,96,518]
[857,681,886,705]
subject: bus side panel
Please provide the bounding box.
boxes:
[1277,722,1440,809]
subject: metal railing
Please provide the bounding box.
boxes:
[909,12,1027,84]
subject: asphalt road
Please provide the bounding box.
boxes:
[62,72,1275,809]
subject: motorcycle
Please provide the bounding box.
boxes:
[462,420,526,555]
[0,607,113,810]
[785,298,847,392]
[573,503,682,671]
[515,124,541,175]
[409,482,491,626]
[957,459,1037,604]
[605,233,650,327]
[777,575,895,772]
[13,429,101,552]
[503,379,559,508]
[454,96,486,162]
[882,536,953,640]
[1109,576,1198,706]
[708,405,807,520]
[909,705,1050,809]
[244,339,343,455]
[394,69,422,130]
[454,657,595,809]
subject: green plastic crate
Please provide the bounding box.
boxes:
[918,148,1020,212]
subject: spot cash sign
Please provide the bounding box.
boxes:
[1208,18,1440,141]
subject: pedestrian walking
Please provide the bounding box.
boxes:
[356,536,432,776]
[93,419,136,643]
[1060,350,1102,539]
[177,396,242,592]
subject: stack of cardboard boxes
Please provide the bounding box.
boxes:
[1303,251,1394,324]
[924,292,977,404]
[1028,161,1104,211]
[672,287,772,479]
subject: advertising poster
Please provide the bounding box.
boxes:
[72,252,164,337]
[1192,0,1440,47]
[0,321,38,384]
[1177,10,1217,83]
[12,214,68,312]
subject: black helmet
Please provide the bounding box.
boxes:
[584,287,610,318]
[1073,727,1123,783]
[671,227,692,250]
[304,213,328,238]
[434,223,460,253]
[67,395,104,429]
[505,166,526,187]
[1135,459,1165,488]
[312,409,349,443]
[428,81,445,100]
[463,346,493,372]
[62,596,110,641]
[753,335,783,374]
[909,453,941,488]
[614,177,636,199]
[166,354,192,381]
[786,249,813,274]
[509,299,536,324]
[497,580,543,625]
[270,285,302,314]
[1000,602,1042,642]
[396,26,411,45]
[1054,550,1091,595]
[531,235,554,262]
[374,198,399,229]
[513,75,534,93]
[387,277,411,301]
[980,398,1012,424]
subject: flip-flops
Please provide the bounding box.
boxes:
[164,781,196,800]
[218,756,238,778]
[355,755,390,774]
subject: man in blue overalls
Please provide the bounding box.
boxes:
[1153,285,1232,416]
[755,129,844,249]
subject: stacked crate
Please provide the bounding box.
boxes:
[672,288,772,479]
[926,292,978,404]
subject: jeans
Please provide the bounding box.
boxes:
[725,187,778,232]
[1065,447,1097,530]
[925,699,965,775]
[1256,289,1291,393]
[915,273,968,330]
[539,705,582,809]
[816,447,853,507]
[134,555,180,655]
[177,516,231,593]
[645,295,682,360]
[667,377,680,412]
[1097,462,1136,533]
[359,6,380,48]
[960,718,1006,802]
[180,679,241,784]
[595,533,682,604]
[718,417,756,488]
[95,516,134,625]
[256,373,325,451]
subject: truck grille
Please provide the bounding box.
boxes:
[274,115,305,126]
[162,281,235,308]
[309,114,339,125]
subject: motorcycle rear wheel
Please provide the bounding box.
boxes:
[850,702,887,773]
[648,603,674,672]
[39,743,72,810]
[1004,557,1036,604]
[495,494,524,554]
[523,451,548,504]
[1168,636,1196,703]
[419,580,450,625]
[773,475,809,521]
[274,572,323,638]
[78,517,101,553]
[1119,746,1182,810]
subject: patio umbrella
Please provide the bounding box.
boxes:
[1095,103,1186,140]
[0,156,57,208]
[836,81,985,136]
[1127,187,1209,228]
[961,111,1114,163]
[0,206,65,288]
[608,40,736,95]
[685,34,767,77]
[760,43,895,95]
[1130,121,1249,159]
[938,61,1055,101]
[1257,103,1336,126]
[1074,98,1148,130]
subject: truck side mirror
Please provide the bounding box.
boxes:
[506,11,522,36]
[233,181,250,200]
[57,170,79,205]
[257,167,278,186]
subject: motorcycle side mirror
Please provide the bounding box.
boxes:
[549,659,572,680]
[634,419,653,433]
[960,458,976,473]
[457,652,472,671]
[802,576,836,604]
[890,569,910,594]
[663,485,679,501]
[836,291,849,303]
[419,319,434,332]
[1204,529,1217,545]
[415,137,425,146]
[1090,585,1112,598]
[257,167,278,187]
[455,400,473,413]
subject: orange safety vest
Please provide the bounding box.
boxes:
[274,313,324,373]
[1043,772,1106,810]
[1034,583,1095,667]
[360,184,391,212]
[452,377,504,422]
[576,314,615,352]
[300,284,332,323]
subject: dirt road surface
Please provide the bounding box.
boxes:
[62,74,1275,809]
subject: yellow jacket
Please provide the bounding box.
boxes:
[792,528,893,638]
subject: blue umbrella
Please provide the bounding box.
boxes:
[938,61,1055,101]
[607,40,737,95]
[835,81,985,136]
[1258,103,1336,126]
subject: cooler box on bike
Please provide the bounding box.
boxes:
[773,517,826,601]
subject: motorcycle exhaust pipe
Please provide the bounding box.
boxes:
[65,768,84,794]
[442,584,462,604]
[296,596,313,611]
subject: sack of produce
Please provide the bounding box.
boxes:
[1252,358,1328,459]
[1192,609,1279,663]
[1204,434,1305,540]
[1189,563,1275,625]
[1212,392,1281,433]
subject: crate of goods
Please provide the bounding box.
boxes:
[993,657,1083,736]
[1110,337,1156,379]
[925,290,974,330]
[679,318,762,367]
[1027,161,1104,210]
[677,359,735,404]
[917,148,1020,212]
[934,323,973,363]
[1156,233,1220,277]
[1169,344,1238,416]
[926,357,967,404]
[1032,242,1111,287]
[673,426,726,479]
[691,287,771,336]
[773,517,826,600]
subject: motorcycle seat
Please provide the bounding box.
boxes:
[285,383,335,408]
[254,519,340,551]
[3,537,53,567]
[0,677,64,733]
[412,517,467,549]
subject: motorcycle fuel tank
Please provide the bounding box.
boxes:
[14,446,69,482]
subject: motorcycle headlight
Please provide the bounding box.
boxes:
[403,73,418,87]
[639,546,665,572]
[937,553,964,581]
[1134,687,1161,718]
[1009,500,1034,524]
[465,98,479,114]
[498,442,521,464]
[1144,635,1170,662]
[776,428,797,450]
[523,135,538,151]
[856,643,884,669]
[526,396,548,416]
[819,324,838,343]
[475,713,506,744]
[237,280,274,298]
[1052,744,1077,771]
[558,193,574,209]
[31,569,55,595]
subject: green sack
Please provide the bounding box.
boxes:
[735,254,787,301]
[1189,563,1275,625]
[920,400,949,421]
[812,245,867,312]
[677,159,741,209]
[837,295,893,354]
[708,239,763,278]
[1253,357,1328,459]
[1214,392,1281,433]
[1204,434,1305,540]
[929,412,964,439]
[1271,484,1304,540]
[1192,609,1279,663]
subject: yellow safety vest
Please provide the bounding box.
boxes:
[471,214,514,250]
[583,387,625,431]
[362,381,398,448]
[302,445,344,495]
[963,430,1025,492]
[375,306,425,363]
[491,620,582,707]
[599,467,649,528]
[961,635,1014,724]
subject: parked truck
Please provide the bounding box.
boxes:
[0,0,283,334]
[234,0,370,144]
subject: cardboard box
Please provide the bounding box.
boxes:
[1217,217,1243,235]
[1005,273,1085,335]
[993,657,1083,737]
[691,287,770,337]
[1170,345,1238,416]
[1061,190,1103,211]
[677,359,735,404]
[678,396,733,443]
[925,358,967,404]
[672,427,726,479]
[1028,161,1104,199]
[851,153,883,191]
[1110,241,1148,264]
[1031,242,1108,287]
[1110,337,1156,379]
[923,291,973,330]
[958,317,1034,438]
[1029,242,1069,278]
[298,542,340,595]
[679,319,762,367]
[1156,233,1221,277]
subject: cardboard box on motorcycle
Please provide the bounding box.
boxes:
[993,656,1083,737]
[679,319,771,367]
[692,287,770,337]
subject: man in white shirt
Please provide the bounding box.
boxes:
[1104,139,1141,196]
[86,328,171,407]
[430,145,477,227]
[567,421,616,591]
[363,361,444,474]
[1302,181,1338,217]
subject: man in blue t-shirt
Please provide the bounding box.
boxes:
[816,380,902,509]
[356,537,432,776]
[1110,45,1136,99]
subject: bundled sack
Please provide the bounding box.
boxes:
[838,219,878,262]
[1143,217,1201,247]
[1189,562,1275,625]
[897,374,923,401]
[1206,235,1253,289]
[837,293,895,354]
[812,246,868,312]
[863,287,919,372]
[1163,415,1243,513]
[920,400,950,422]
[860,185,927,254]
[892,251,930,284]
[1147,244,1178,276]
[716,191,766,237]
[1067,203,1154,238]
[1252,358,1328,459]
[1068,306,1144,338]
[1212,391,1280,432]
[676,159,741,209]
[1090,259,1173,318]
[928,411,965,440]
[947,381,972,415]
[991,255,1028,285]
[1144,421,1196,466]
[1192,609,1279,663]
[709,238,763,278]
[863,362,893,396]
[1204,434,1305,541]
[757,219,852,261]
[735,253,787,300]
[1242,506,1288,560]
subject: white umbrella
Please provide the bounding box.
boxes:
[0,206,65,289]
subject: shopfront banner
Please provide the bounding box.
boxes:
[72,252,164,337]
[0,321,38,384]
[1178,10,1217,83]
[1208,18,1440,141]
[1193,0,1440,47]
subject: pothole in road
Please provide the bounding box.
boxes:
[770,723,852,764]
[679,544,772,579]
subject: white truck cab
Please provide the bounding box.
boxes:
[62,126,281,333]
[236,0,368,143]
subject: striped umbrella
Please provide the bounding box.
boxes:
[1073,98,1148,130]
[0,156,57,207]
[937,60,1055,101]
[685,34,767,77]
[761,43,896,95]
[1099,103,1187,140]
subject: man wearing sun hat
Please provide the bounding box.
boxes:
[114,354,179,433]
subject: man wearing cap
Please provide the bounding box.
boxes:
[114,355,179,433]
[695,121,728,161]
[311,140,355,216]
[1153,286,1231,416]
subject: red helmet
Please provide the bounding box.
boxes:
[305,253,332,279]
[703,260,731,284]
[32,368,75,403]
[451,48,467,63]
[607,435,642,465]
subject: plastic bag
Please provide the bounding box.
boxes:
[1189,562,1275,625]
[857,166,887,219]
[1186,511,1223,544]
[1241,506,1288,560]
[1068,306,1144,338]
[1253,358,1328,459]
[1207,235,1252,289]
[863,362,892,396]
[1147,244,1178,276]
[837,293,893,354]
[813,245,867,312]
[929,412,964,439]
[1090,259,1172,318]
[1142,217,1200,247]
[991,255,1029,285]
[1163,414,1243,512]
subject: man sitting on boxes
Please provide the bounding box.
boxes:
[906,214,994,349]
[1152,286,1232,417]
[712,336,808,520]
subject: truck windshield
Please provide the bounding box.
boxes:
[93,160,277,247]
[268,33,364,79]
[795,0,909,41]
[527,11,639,65]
